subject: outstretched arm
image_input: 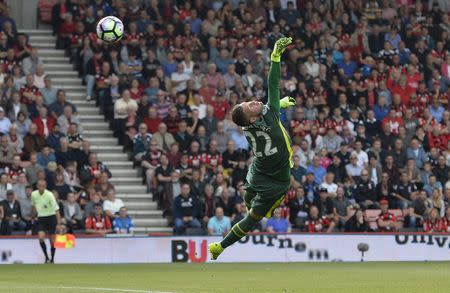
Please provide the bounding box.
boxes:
[268,37,292,112]
[268,61,281,112]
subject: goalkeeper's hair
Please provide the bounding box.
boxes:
[231,104,250,127]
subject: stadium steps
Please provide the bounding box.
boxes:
[134,227,173,233]
[74,107,100,115]
[41,56,70,62]
[22,29,168,235]
[90,145,124,153]
[128,210,163,219]
[123,201,156,210]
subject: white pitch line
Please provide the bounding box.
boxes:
[8,286,174,293]
[58,286,173,293]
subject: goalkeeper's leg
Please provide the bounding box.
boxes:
[208,210,262,260]
[221,211,261,248]
[208,190,259,260]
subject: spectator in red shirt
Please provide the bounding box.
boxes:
[143,107,162,135]
[382,109,404,135]
[20,75,41,107]
[210,92,230,121]
[85,203,112,235]
[13,34,32,61]
[57,13,75,49]
[129,79,144,101]
[423,208,444,233]
[405,64,422,90]
[198,76,216,105]
[376,199,398,232]
[391,76,415,105]
[427,126,447,151]
[305,205,334,233]
[202,139,222,173]
[163,106,181,135]
[69,21,85,67]
[441,206,450,233]
[32,106,56,138]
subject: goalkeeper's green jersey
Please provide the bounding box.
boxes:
[243,61,293,182]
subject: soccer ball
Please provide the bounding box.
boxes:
[96,16,124,43]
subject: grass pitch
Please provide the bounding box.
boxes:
[0,262,449,293]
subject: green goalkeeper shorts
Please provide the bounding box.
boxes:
[244,171,291,219]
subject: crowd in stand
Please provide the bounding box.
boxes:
[3,0,450,236]
[0,1,134,236]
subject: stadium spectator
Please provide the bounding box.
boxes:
[1,190,26,234]
[376,199,398,232]
[333,186,353,228]
[7,92,28,122]
[18,185,33,234]
[266,207,291,233]
[80,152,111,186]
[103,189,124,220]
[152,122,175,152]
[288,186,311,229]
[207,207,231,236]
[85,203,112,235]
[94,171,114,198]
[428,188,446,217]
[354,169,378,209]
[442,206,450,233]
[306,156,326,185]
[215,187,234,217]
[407,136,428,167]
[84,192,102,218]
[23,123,45,155]
[305,205,335,233]
[344,208,369,232]
[162,170,181,217]
[173,183,201,235]
[392,172,418,209]
[113,207,134,234]
[141,139,162,192]
[423,208,444,233]
[133,123,152,162]
[63,192,84,233]
[345,153,364,180]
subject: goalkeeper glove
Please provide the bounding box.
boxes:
[270,37,293,62]
[280,96,296,109]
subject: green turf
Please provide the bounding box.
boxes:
[0,262,449,293]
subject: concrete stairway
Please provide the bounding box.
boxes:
[21,29,170,234]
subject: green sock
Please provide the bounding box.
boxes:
[220,214,259,249]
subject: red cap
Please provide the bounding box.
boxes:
[380,199,389,205]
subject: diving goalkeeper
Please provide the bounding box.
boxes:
[209,37,295,260]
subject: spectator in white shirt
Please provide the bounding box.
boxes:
[305,55,320,77]
[103,188,124,220]
[171,63,190,93]
[33,66,46,89]
[353,140,369,168]
[190,96,207,119]
[346,154,364,179]
[320,172,338,198]
[0,107,11,134]
[22,48,43,75]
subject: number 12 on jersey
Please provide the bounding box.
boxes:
[245,130,278,158]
